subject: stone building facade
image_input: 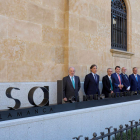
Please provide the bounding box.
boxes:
[0,0,138,83]
[0,0,139,108]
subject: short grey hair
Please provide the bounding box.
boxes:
[68,67,75,72]
[133,67,137,70]
[107,68,112,72]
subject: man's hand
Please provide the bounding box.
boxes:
[63,98,67,102]
[118,84,121,88]
[111,91,113,94]
[118,84,123,89]
[121,85,124,88]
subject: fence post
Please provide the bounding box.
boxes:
[135,121,138,140]
[114,128,117,139]
[92,132,97,140]
[100,132,104,140]
[105,126,112,140]
[119,125,123,139]
[125,124,129,140]
[129,120,135,140]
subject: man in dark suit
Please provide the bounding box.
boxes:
[111,66,124,94]
[120,67,130,92]
[102,68,113,98]
[129,67,140,92]
[84,64,100,98]
[63,67,81,102]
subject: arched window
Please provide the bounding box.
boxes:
[111,0,127,51]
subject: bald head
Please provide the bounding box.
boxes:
[68,67,75,76]
[122,67,127,74]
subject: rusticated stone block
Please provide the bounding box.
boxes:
[25,42,55,64]
[0,16,8,39]
[42,26,66,46]
[0,39,26,61]
[42,0,66,12]
[69,0,89,16]
[69,30,90,49]
[8,18,42,42]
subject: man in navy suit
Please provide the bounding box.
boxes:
[84,64,100,98]
[111,66,124,94]
[129,67,140,92]
[120,67,130,92]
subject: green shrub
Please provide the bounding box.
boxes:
[112,128,140,140]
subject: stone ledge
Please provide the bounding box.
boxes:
[110,49,134,59]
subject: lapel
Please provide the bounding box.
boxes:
[67,75,75,90]
[125,74,128,80]
[115,73,120,83]
[138,75,139,82]
[106,75,110,85]
[132,74,137,82]
[122,73,128,80]
[74,76,77,88]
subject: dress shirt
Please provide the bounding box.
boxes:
[69,75,75,83]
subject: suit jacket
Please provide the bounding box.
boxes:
[63,75,81,99]
[102,75,112,97]
[111,73,123,93]
[129,74,140,91]
[84,73,100,96]
[120,73,130,92]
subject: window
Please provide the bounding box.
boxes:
[111,0,127,51]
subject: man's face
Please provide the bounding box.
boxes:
[91,66,97,74]
[69,68,75,76]
[115,67,120,74]
[107,69,113,76]
[133,68,137,74]
[122,67,127,74]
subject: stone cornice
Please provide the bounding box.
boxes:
[110,49,134,59]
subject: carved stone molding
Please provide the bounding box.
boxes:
[110,49,134,59]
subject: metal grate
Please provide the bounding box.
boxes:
[111,0,127,51]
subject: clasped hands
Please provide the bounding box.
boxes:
[118,84,124,89]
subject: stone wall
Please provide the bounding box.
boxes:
[0,100,140,140]
[0,0,139,82]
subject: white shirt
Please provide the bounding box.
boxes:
[108,75,111,81]
[69,75,75,83]
[134,74,138,79]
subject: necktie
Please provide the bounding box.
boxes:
[94,74,97,82]
[109,78,113,91]
[71,76,75,89]
[135,75,138,82]
[117,74,121,85]
[117,74,122,90]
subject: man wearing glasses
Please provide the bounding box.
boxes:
[120,67,130,92]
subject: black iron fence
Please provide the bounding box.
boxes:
[73,120,140,140]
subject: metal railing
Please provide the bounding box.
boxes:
[72,91,140,140]
[73,120,140,140]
